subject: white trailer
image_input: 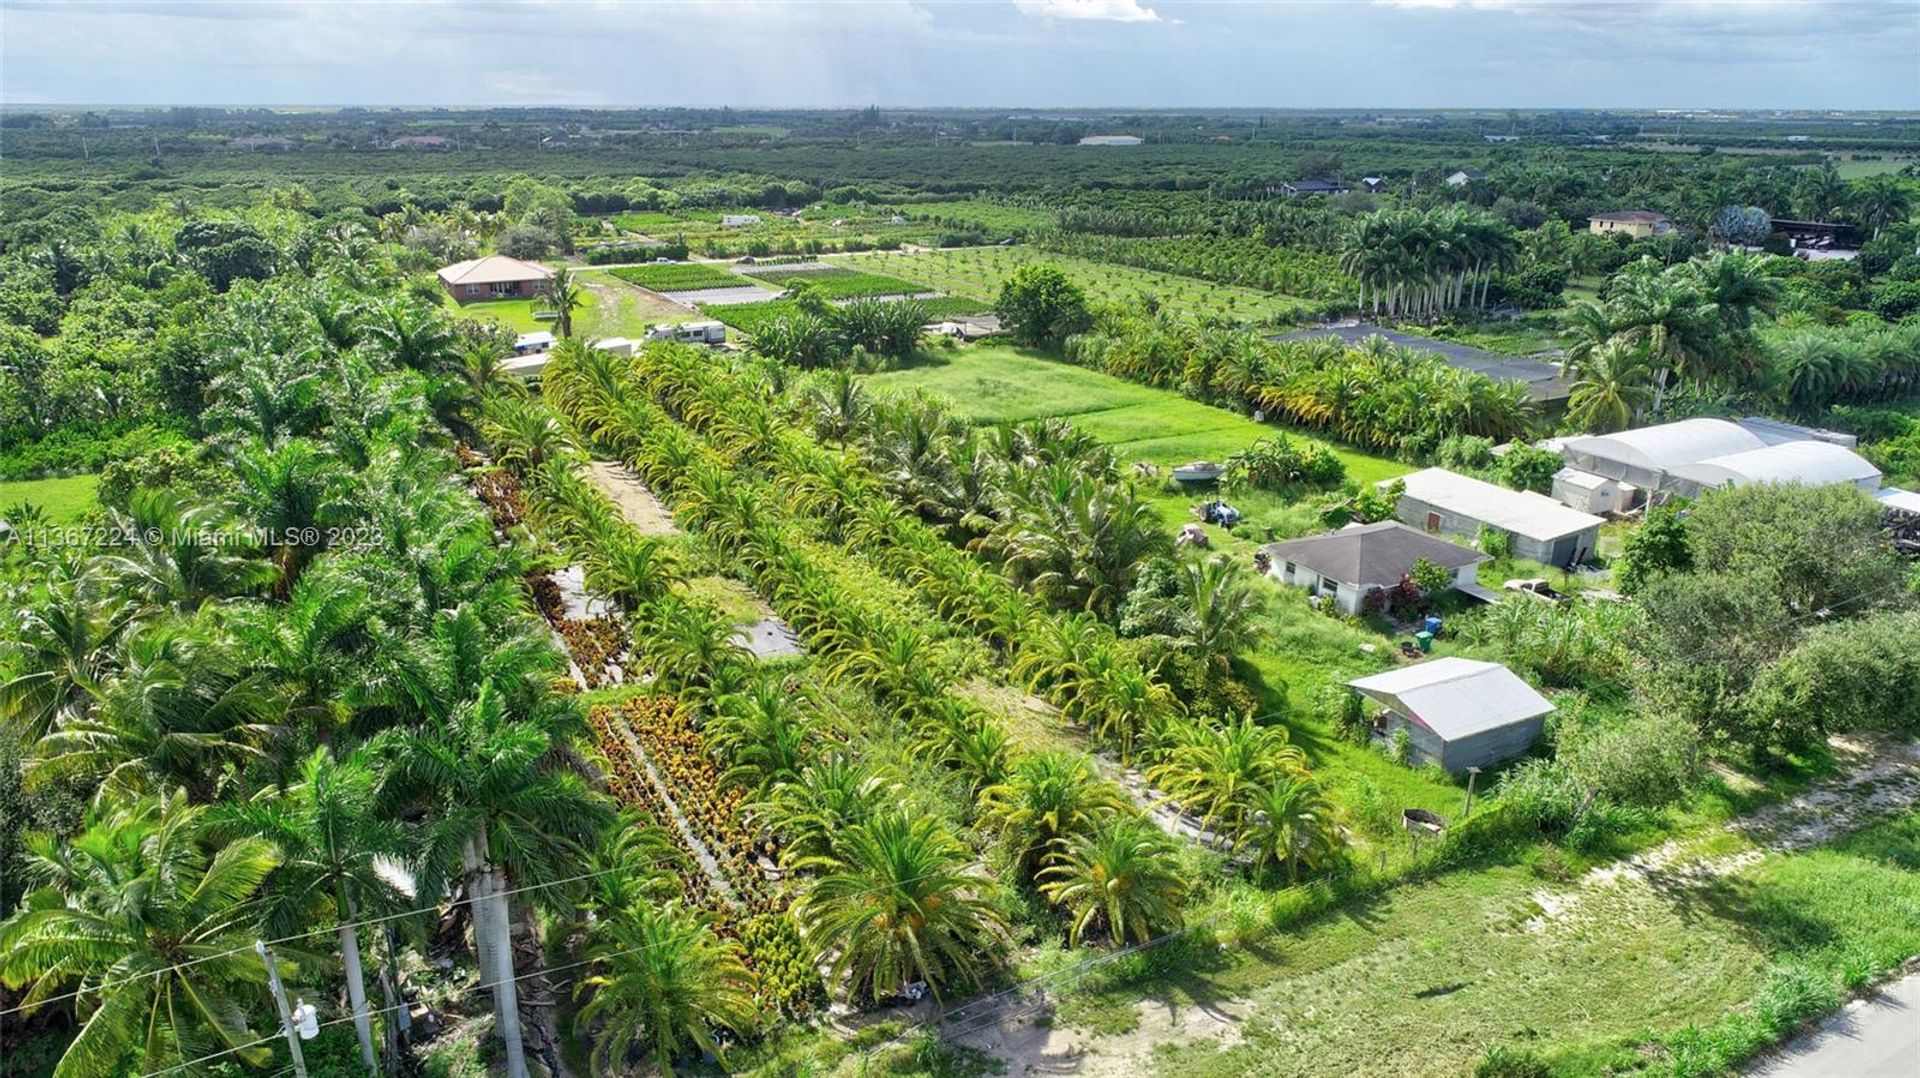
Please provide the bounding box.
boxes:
[644,321,727,346]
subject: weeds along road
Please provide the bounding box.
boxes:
[1745,970,1920,1078]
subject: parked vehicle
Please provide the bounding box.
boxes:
[644,321,728,345]
[1503,578,1569,604]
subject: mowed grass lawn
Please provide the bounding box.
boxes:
[0,474,99,522]
[1115,812,1920,1078]
[836,246,1314,323]
[443,271,698,338]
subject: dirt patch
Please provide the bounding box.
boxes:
[581,460,680,537]
[953,993,1245,1077]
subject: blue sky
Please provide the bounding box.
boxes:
[1,0,1914,109]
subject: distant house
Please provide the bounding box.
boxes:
[1445,170,1487,187]
[1078,134,1143,146]
[388,135,453,150]
[1588,211,1672,239]
[1348,657,1555,773]
[1261,522,1487,615]
[1390,468,1605,568]
[228,135,293,152]
[1360,177,1389,193]
[437,255,554,304]
[1484,134,1521,143]
[719,214,762,228]
[1280,178,1350,197]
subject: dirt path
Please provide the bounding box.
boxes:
[960,737,1920,1077]
[580,460,680,536]
[1527,737,1920,933]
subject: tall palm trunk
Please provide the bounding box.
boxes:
[335,890,378,1074]
[483,859,529,1078]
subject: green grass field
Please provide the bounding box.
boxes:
[0,474,99,523]
[836,246,1315,323]
[441,293,570,334]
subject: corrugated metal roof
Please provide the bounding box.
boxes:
[1392,468,1605,542]
[1348,657,1554,741]
[1668,441,1881,491]
[1560,419,1764,473]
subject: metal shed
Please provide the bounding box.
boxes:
[1348,658,1555,773]
[1389,468,1605,567]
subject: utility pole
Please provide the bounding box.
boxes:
[256,940,309,1078]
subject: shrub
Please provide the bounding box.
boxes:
[1436,434,1496,471]
[1476,524,1511,560]
[1225,434,1347,491]
[496,223,557,260]
[1474,1045,1550,1078]
[1495,443,1563,494]
[1558,712,1702,809]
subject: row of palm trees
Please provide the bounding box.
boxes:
[1337,207,1520,320]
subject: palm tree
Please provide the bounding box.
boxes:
[794,812,1007,1002]
[0,790,283,1078]
[709,677,816,793]
[574,901,757,1076]
[999,480,1170,619]
[754,756,900,866]
[1081,662,1174,764]
[229,438,343,599]
[541,269,587,339]
[226,570,378,746]
[96,490,276,612]
[1242,773,1342,883]
[633,595,751,711]
[376,683,610,1078]
[213,748,410,1073]
[582,534,679,615]
[0,576,137,741]
[978,751,1126,885]
[1565,338,1655,433]
[1179,556,1261,666]
[363,299,460,375]
[1040,816,1186,947]
[1850,173,1914,239]
[1146,716,1307,835]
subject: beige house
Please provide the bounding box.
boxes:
[1588,211,1672,239]
[437,255,554,303]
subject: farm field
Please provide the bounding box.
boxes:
[837,246,1318,322]
[742,265,931,298]
[707,294,988,335]
[0,474,99,523]
[443,270,699,337]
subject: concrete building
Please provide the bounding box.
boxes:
[1262,522,1487,616]
[1391,468,1604,567]
[1736,416,1859,449]
[1348,657,1554,773]
[437,255,554,303]
[1588,210,1673,238]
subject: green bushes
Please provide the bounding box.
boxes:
[1652,965,1841,1078]
[1745,610,1920,738]
[1224,434,1347,491]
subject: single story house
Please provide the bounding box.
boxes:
[1588,210,1673,239]
[1280,178,1350,197]
[1558,418,1766,495]
[1360,176,1389,193]
[1390,467,1605,567]
[438,255,554,303]
[1445,170,1487,187]
[1665,440,1883,499]
[1348,657,1554,773]
[1551,467,1634,516]
[1262,521,1487,616]
[1078,134,1143,146]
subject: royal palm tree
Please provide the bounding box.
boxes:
[0,791,283,1078]
[574,901,757,1076]
[978,751,1126,885]
[1040,816,1186,947]
[214,748,410,1073]
[794,812,1007,1002]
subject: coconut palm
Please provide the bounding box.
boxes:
[574,901,757,1076]
[794,812,1007,1002]
[96,491,277,613]
[212,748,410,1072]
[1179,556,1262,666]
[1040,816,1187,947]
[0,791,282,1078]
[998,480,1170,619]
[978,751,1126,884]
[0,576,137,741]
[1566,338,1656,433]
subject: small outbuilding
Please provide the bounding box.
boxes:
[1348,657,1554,773]
[1550,467,1633,516]
[1390,468,1605,568]
[1262,521,1487,615]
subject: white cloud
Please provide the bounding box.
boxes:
[1014,0,1161,23]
